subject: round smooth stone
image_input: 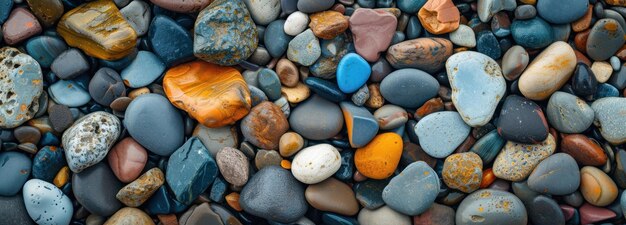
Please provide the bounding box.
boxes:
[148,15,194,67]
[546,91,594,133]
[255,149,282,170]
[193,0,257,66]
[354,179,388,209]
[518,41,576,100]
[257,68,282,101]
[386,38,453,74]
[88,67,126,106]
[121,51,165,88]
[449,24,476,48]
[527,153,580,195]
[2,8,42,45]
[537,0,588,24]
[0,47,43,129]
[456,189,527,225]
[514,5,536,20]
[528,195,565,225]
[265,20,292,58]
[497,95,549,143]
[0,152,31,196]
[289,95,343,140]
[292,144,341,184]
[476,31,502,59]
[337,53,371,94]
[49,79,91,107]
[309,10,349,40]
[279,132,304,157]
[564,191,584,207]
[340,102,379,148]
[594,83,619,99]
[355,133,403,179]
[120,0,151,36]
[248,47,271,66]
[13,126,39,144]
[284,11,309,36]
[350,8,397,62]
[104,207,154,225]
[591,61,613,83]
[25,35,67,68]
[511,17,553,49]
[240,166,308,223]
[48,105,74,133]
[0,195,35,225]
[591,97,626,145]
[305,178,359,216]
[587,19,626,61]
[297,0,334,13]
[124,94,184,156]
[107,137,148,183]
[23,179,72,225]
[276,58,299,87]
[244,0,280,25]
[62,111,120,173]
[610,64,626,90]
[216,147,249,186]
[287,29,321,66]
[380,69,439,108]
[373,104,408,130]
[166,137,217,205]
[32,146,66,183]
[149,0,212,13]
[51,48,90,80]
[580,166,618,206]
[179,203,222,225]
[477,0,516,22]
[405,16,422,39]
[416,111,471,158]
[446,51,506,127]
[492,134,556,182]
[442,152,483,193]
[240,101,289,149]
[73,162,123,217]
[383,161,439,215]
[358,206,411,225]
[281,0,298,14]
[193,124,238,157]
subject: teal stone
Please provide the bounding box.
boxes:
[552,24,571,42]
[265,20,292,58]
[0,152,31,196]
[406,16,422,39]
[339,102,379,148]
[476,31,502,59]
[337,53,371,93]
[566,208,580,225]
[32,146,66,183]
[248,85,268,107]
[397,0,426,13]
[98,51,136,71]
[537,0,588,24]
[25,36,68,68]
[144,186,188,215]
[587,19,626,61]
[322,213,359,225]
[511,17,554,49]
[383,161,440,215]
[305,77,347,103]
[121,51,165,88]
[391,32,405,45]
[209,176,227,203]
[334,150,355,182]
[376,0,393,7]
[621,191,626,220]
[297,0,334,13]
[166,137,218,205]
[194,0,258,66]
[0,1,11,23]
[354,179,388,209]
[257,68,282,101]
[310,33,350,79]
[594,83,619,99]
[39,132,60,146]
[149,15,195,67]
[470,130,505,165]
[287,29,321,66]
[49,79,91,107]
[357,0,375,8]
[0,47,43,129]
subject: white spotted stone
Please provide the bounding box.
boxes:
[291,144,341,184]
[23,179,73,225]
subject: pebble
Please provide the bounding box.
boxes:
[449,25,476,48]
[446,51,506,127]
[442,152,483,193]
[561,134,607,166]
[178,203,221,225]
[354,179,387,209]
[349,8,397,62]
[510,17,553,50]
[121,51,165,88]
[309,10,349,40]
[397,0,426,13]
[337,53,371,93]
[193,124,238,157]
[255,149,282,170]
[580,203,617,225]
[591,61,613,83]
[380,69,439,108]
[289,95,343,140]
[119,0,151,36]
[358,206,411,225]
[456,189,527,225]
[528,195,565,225]
[107,137,148,183]
[116,168,164,207]
[311,34,351,78]
[193,0,257,66]
[355,133,403,179]
[386,38,453,74]
[216,147,249,186]
[166,137,218,205]
[351,85,370,106]
[514,5,536,20]
[537,0,588,24]
[587,19,626,61]
[22,179,72,225]
[580,166,619,206]
[240,166,308,223]
[149,0,211,13]
[340,102,379,148]
[88,68,126,106]
[25,36,67,68]
[527,153,580,195]
[591,97,626,144]
[276,58,299,87]
[103,207,154,225]
[0,152,31,196]
[62,111,121,173]
[265,20,292,58]
[417,0,460,34]
[48,79,91,107]
[497,95,549,143]
[284,11,309,36]
[2,8,41,45]
[148,15,194,67]
[571,63,598,97]
[243,0,280,25]
[287,29,321,66]
[305,178,359,216]
[292,144,341,184]
[0,47,43,129]
[72,162,123,216]
[383,161,439,215]
[373,104,408,130]
[0,1,10,23]
[492,134,556,181]
[546,91,594,133]
[124,94,184,156]
[0,195,35,225]
[297,0,334,13]
[477,0,516,22]
[240,101,289,149]
[32,146,65,183]
[281,82,310,103]
[416,112,471,158]
[257,68,282,100]
[519,41,576,100]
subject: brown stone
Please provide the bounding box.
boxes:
[275,59,299,87]
[575,50,591,67]
[26,0,64,27]
[365,83,384,109]
[104,207,154,225]
[240,102,289,149]
[386,38,453,73]
[13,125,41,144]
[116,168,165,207]
[418,0,460,34]
[414,98,444,120]
[157,214,179,225]
[108,137,148,183]
[412,203,455,225]
[2,8,42,45]
[349,8,397,62]
[279,132,304,157]
[216,147,250,186]
[616,45,626,61]
[150,0,213,13]
[574,29,590,53]
[225,192,242,211]
[572,6,593,32]
[561,134,607,166]
[309,11,349,40]
[454,135,475,154]
[401,142,437,169]
[305,178,359,216]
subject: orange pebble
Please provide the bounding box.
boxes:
[225,192,242,211]
[480,168,496,188]
[281,160,292,169]
[53,166,70,188]
[354,133,403,179]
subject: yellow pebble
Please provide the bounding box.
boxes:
[53,166,70,188]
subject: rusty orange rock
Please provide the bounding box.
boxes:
[355,133,403,179]
[309,11,349,40]
[415,97,444,120]
[163,61,251,128]
[480,168,496,188]
[561,134,607,166]
[606,0,626,6]
[418,0,460,34]
[572,6,593,32]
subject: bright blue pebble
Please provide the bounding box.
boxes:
[336,53,371,94]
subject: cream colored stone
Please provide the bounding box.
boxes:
[591,61,613,83]
[519,41,576,100]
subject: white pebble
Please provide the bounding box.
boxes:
[291,144,341,184]
[284,11,310,36]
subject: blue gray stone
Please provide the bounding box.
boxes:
[383,161,439,215]
[416,112,471,158]
[511,17,553,49]
[546,91,595,133]
[121,51,165,88]
[289,95,344,140]
[25,36,67,68]
[476,31,502,59]
[149,15,195,66]
[339,102,378,148]
[32,146,66,183]
[397,0,426,13]
[591,97,626,145]
[22,179,73,225]
[297,0,334,13]
[0,195,35,225]
[287,29,321,66]
[257,68,282,101]
[166,137,218,205]
[265,20,292,58]
[49,79,91,107]
[537,0,588,24]
[305,77,348,103]
[310,33,350,79]
[470,130,505,165]
[0,47,43,129]
[380,68,439,108]
[355,179,388,209]
[587,19,626,61]
[527,153,580,195]
[0,152,31,196]
[456,189,527,225]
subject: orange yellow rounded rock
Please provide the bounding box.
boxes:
[354,133,403,179]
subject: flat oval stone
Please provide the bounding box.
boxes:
[62,111,121,173]
[510,17,553,49]
[350,8,397,62]
[193,0,257,66]
[107,137,147,183]
[446,51,506,127]
[355,133,403,179]
[337,53,371,93]
[587,19,626,61]
[358,206,411,225]
[442,152,483,193]
[104,207,154,225]
[416,111,471,158]
[290,95,343,140]
[121,51,165,88]
[380,69,439,108]
[163,61,251,128]
[265,20,292,58]
[528,153,580,195]
[149,0,212,13]
[240,166,308,223]
[23,179,72,225]
[25,36,67,68]
[193,124,238,157]
[386,38,453,74]
[292,144,341,184]
[240,101,289,149]
[492,134,556,182]
[456,189,527,225]
[340,102,378,148]
[0,152,31,196]
[0,47,43,129]
[546,91,595,133]
[528,195,565,225]
[57,0,137,60]
[537,0,588,24]
[166,137,218,205]
[287,29,321,66]
[284,11,309,36]
[497,95,549,144]
[0,195,35,225]
[383,161,439,216]
[2,8,41,45]
[148,15,194,67]
[580,166,618,206]
[119,0,150,36]
[561,134,607,166]
[49,79,91,107]
[88,67,126,106]
[124,94,184,156]
[591,97,626,144]
[216,147,249,186]
[257,68,282,101]
[449,24,476,48]
[305,178,359,216]
[32,146,66,183]
[519,41,576,100]
[72,162,123,217]
[116,168,164,207]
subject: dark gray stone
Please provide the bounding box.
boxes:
[72,162,123,217]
